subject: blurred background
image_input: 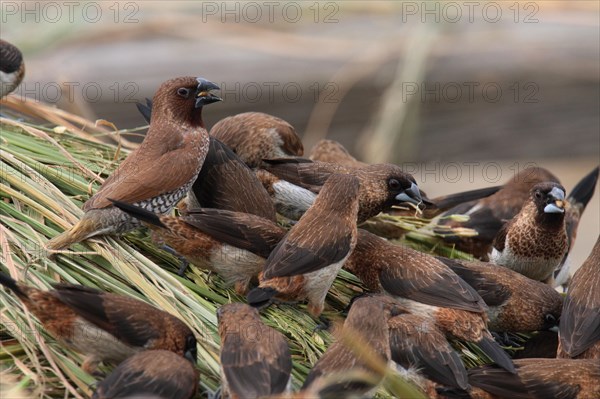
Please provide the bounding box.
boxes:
[2,0,598,267]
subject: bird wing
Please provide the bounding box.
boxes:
[559,294,600,357]
[378,249,487,313]
[53,285,162,347]
[221,328,292,397]
[388,314,468,390]
[191,138,276,221]
[182,209,286,259]
[436,257,512,307]
[84,127,206,210]
[263,158,351,192]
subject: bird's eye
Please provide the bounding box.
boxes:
[177,87,190,98]
[534,190,542,199]
[388,178,401,190]
[545,314,556,324]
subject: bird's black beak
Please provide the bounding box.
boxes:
[195,78,222,107]
[544,186,565,214]
[395,182,423,206]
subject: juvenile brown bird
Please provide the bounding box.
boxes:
[388,312,469,390]
[301,295,397,397]
[439,167,560,259]
[309,139,367,168]
[436,257,563,333]
[217,303,292,398]
[47,77,221,250]
[110,202,285,294]
[211,112,303,168]
[0,273,197,373]
[344,229,515,373]
[0,39,25,98]
[558,235,600,359]
[490,182,568,283]
[262,159,424,223]
[466,358,600,399]
[92,350,199,399]
[553,166,599,288]
[186,137,276,220]
[247,173,360,318]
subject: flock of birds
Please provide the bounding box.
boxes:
[1,39,599,399]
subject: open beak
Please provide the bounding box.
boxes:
[544,187,566,214]
[395,182,423,206]
[195,78,222,107]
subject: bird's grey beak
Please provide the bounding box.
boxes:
[544,187,566,214]
[395,182,423,206]
[195,78,222,108]
[184,350,197,364]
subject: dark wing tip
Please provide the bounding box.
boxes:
[109,199,166,228]
[568,166,599,207]
[478,336,516,374]
[247,287,278,308]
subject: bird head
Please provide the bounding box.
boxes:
[358,164,424,210]
[151,76,221,126]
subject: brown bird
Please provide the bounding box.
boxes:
[185,137,276,220]
[0,273,197,374]
[344,229,515,373]
[309,139,367,168]
[301,295,397,397]
[262,159,425,223]
[490,182,568,283]
[217,303,292,398]
[553,166,599,288]
[134,101,276,220]
[439,167,560,259]
[388,312,469,390]
[46,77,221,250]
[0,39,25,98]
[247,173,360,318]
[436,257,563,333]
[110,202,285,294]
[92,350,199,399]
[558,235,600,359]
[210,112,303,168]
[465,358,600,399]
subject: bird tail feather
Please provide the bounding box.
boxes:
[46,217,101,250]
[0,273,27,299]
[247,287,279,308]
[479,335,516,374]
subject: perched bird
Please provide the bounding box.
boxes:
[110,202,285,294]
[92,350,199,399]
[388,312,469,390]
[217,303,292,398]
[247,173,360,318]
[185,137,276,220]
[490,182,568,283]
[553,166,599,288]
[0,39,25,98]
[436,257,563,333]
[439,167,560,259]
[344,229,515,373]
[47,77,221,250]
[309,139,367,168]
[466,358,600,399]
[557,235,600,359]
[301,295,397,397]
[210,112,303,168]
[0,273,197,373]
[135,99,276,220]
[261,159,425,223]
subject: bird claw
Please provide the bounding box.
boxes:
[492,331,522,348]
[159,244,189,275]
[313,316,331,332]
[207,386,222,399]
